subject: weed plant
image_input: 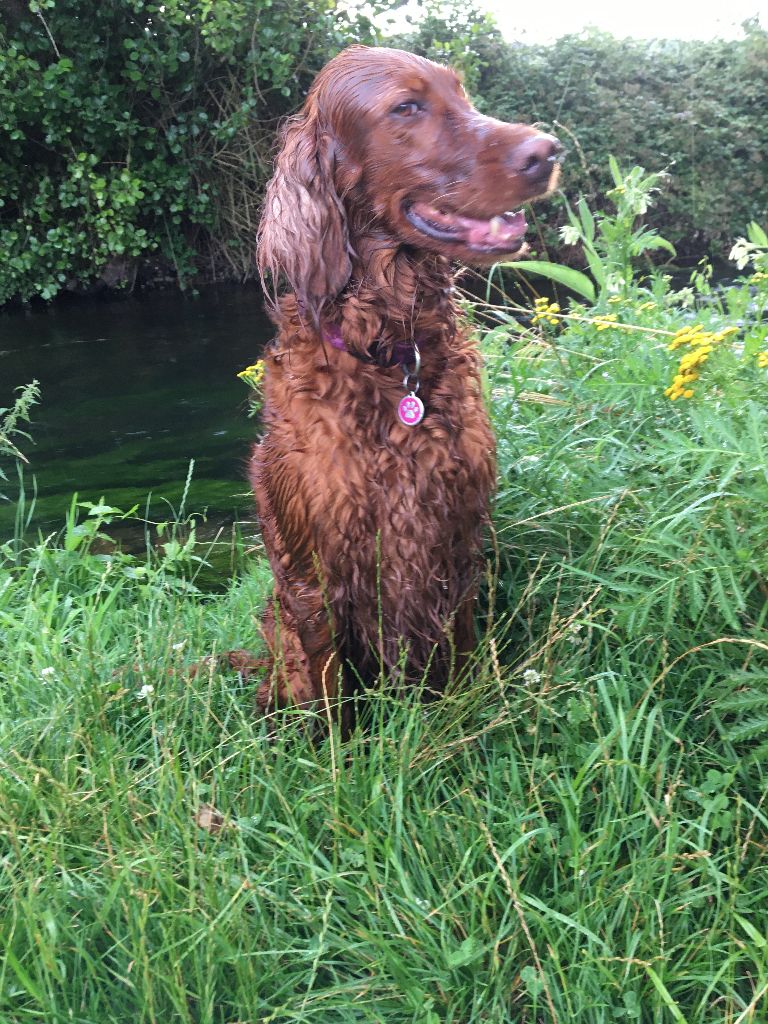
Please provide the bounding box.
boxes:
[1,177,768,1022]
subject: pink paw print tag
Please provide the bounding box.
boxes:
[398,391,425,427]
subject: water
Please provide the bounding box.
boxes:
[0,286,272,549]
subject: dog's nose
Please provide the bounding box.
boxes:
[509,133,562,183]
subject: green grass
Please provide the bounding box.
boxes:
[1,544,767,1024]
[2,222,768,1021]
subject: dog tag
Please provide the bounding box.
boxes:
[398,391,424,427]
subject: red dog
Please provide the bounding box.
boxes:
[242,45,559,717]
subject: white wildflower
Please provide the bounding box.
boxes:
[40,667,55,680]
[523,668,541,686]
[604,272,627,294]
[567,622,585,645]
[137,684,155,700]
[729,238,753,270]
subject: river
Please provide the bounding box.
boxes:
[0,286,272,559]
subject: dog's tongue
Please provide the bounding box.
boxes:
[411,202,527,247]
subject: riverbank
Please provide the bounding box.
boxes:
[2,218,768,1018]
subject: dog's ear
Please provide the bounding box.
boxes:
[257,109,353,324]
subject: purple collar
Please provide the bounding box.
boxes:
[325,324,426,427]
[324,325,417,368]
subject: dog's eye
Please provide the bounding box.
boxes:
[391,101,422,117]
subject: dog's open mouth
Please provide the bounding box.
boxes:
[405,201,528,254]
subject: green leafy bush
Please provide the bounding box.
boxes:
[0,0,377,303]
[2,1,767,302]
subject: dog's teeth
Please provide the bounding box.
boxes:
[489,215,505,237]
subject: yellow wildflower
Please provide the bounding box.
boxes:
[664,321,740,401]
[595,313,619,331]
[237,360,266,387]
[531,298,561,327]
[758,351,768,368]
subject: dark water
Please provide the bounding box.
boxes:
[0,286,272,548]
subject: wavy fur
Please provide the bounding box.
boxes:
[240,45,559,720]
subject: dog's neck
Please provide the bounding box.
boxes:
[333,235,457,362]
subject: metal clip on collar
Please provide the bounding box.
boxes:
[396,342,425,427]
[400,343,421,393]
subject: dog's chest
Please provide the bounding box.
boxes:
[265,345,496,561]
[309,367,494,543]
[260,352,496,659]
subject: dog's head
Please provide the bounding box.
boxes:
[258,45,562,321]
